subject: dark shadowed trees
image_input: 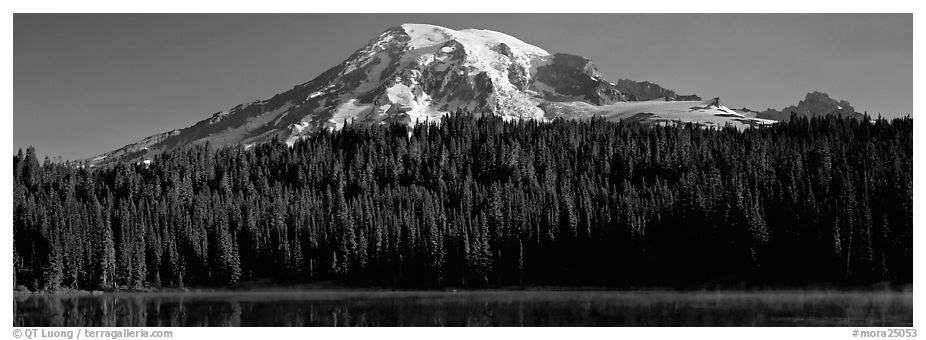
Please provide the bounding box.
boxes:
[12,114,913,290]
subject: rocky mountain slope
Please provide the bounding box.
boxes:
[755,91,863,121]
[91,23,773,165]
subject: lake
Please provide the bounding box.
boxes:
[13,290,912,327]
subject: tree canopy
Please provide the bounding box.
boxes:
[13,113,912,290]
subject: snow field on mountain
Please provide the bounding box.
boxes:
[90,23,789,165]
[547,98,776,130]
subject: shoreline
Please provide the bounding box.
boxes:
[14,281,914,296]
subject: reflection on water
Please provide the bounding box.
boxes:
[14,290,912,327]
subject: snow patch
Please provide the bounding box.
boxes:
[329,99,373,130]
[545,99,776,130]
[386,83,415,105]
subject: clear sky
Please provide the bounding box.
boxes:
[14,13,912,161]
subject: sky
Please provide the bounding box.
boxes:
[14,13,912,161]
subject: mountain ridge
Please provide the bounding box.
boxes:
[755,91,863,121]
[91,23,780,165]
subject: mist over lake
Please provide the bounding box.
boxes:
[14,290,913,327]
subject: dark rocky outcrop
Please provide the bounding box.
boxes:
[757,91,863,121]
[612,79,677,101]
[674,94,702,101]
[532,53,623,105]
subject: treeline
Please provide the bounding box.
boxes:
[13,114,912,290]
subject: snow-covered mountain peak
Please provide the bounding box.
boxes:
[398,23,550,57]
[399,23,454,49]
[89,23,771,166]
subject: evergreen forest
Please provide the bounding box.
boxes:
[12,114,913,290]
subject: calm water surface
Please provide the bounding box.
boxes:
[14,290,912,327]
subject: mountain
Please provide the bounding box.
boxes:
[90,23,773,165]
[756,91,863,121]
